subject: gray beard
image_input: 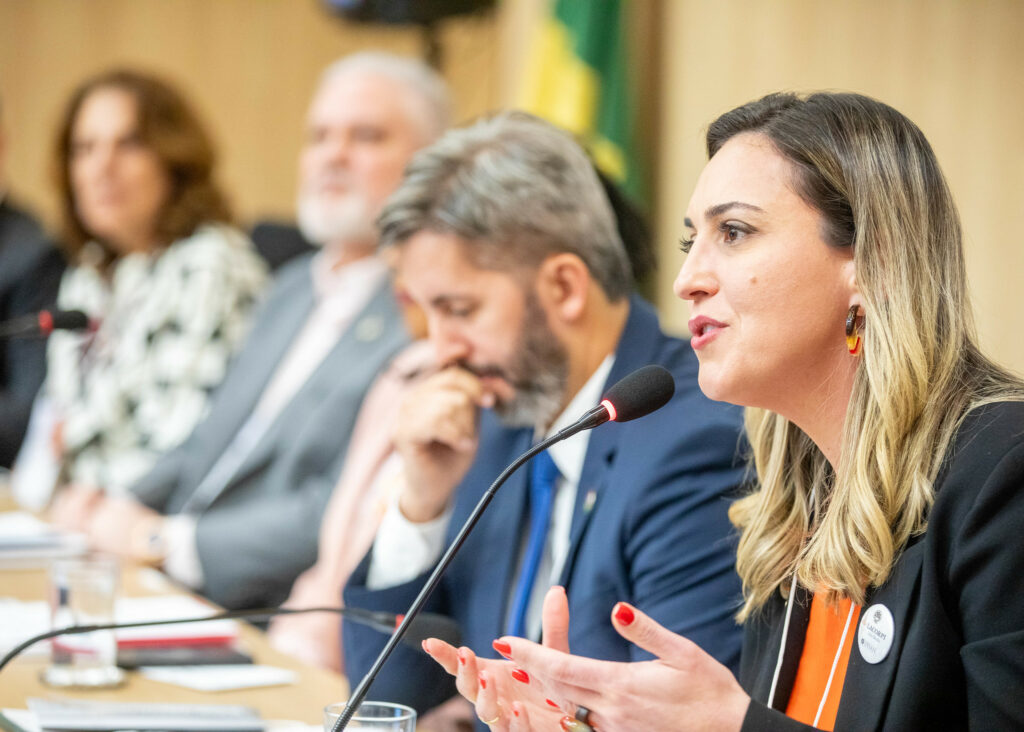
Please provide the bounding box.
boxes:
[490,294,569,430]
[296,192,376,247]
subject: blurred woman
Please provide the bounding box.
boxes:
[420,92,1024,730]
[16,69,265,505]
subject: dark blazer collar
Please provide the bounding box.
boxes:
[559,295,666,585]
[834,542,925,729]
[746,544,926,728]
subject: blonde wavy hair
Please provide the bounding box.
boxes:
[713,92,1024,621]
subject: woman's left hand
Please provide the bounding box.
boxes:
[498,601,751,732]
[422,586,571,730]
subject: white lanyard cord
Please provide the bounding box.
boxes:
[812,602,857,727]
[767,580,858,723]
[766,573,798,709]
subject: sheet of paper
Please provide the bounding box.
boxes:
[26,698,264,731]
[140,664,298,691]
[0,512,86,566]
[1,707,42,732]
[0,512,59,545]
[0,599,50,658]
[112,595,239,645]
[3,708,319,732]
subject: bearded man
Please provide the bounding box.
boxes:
[343,113,747,721]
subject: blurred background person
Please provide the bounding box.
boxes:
[14,69,266,509]
[50,53,451,613]
[267,281,432,672]
[0,93,66,470]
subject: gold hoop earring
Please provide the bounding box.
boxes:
[845,305,862,356]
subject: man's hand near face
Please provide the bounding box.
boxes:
[393,367,498,523]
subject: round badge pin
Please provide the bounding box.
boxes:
[858,603,895,664]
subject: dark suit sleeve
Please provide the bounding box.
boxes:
[130,446,189,512]
[620,405,746,672]
[343,556,457,713]
[0,246,64,466]
[950,437,1024,729]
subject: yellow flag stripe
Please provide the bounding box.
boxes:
[590,136,627,183]
[521,17,629,184]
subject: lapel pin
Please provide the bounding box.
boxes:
[582,489,597,514]
[355,315,384,342]
[857,603,895,664]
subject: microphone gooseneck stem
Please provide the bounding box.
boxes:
[332,411,607,731]
[0,605,395,674]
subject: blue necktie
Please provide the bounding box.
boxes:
[505,449,560,638]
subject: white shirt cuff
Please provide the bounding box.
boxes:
[162,515,204,590]
[366,488,451,590]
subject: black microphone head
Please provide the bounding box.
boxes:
[601,365,675,423]
[49,309,91,331]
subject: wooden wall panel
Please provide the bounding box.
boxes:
[2,0,1022,372]
[656,0,1024,373]
[0,0,499,226]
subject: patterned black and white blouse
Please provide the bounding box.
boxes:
[45,224,268,494]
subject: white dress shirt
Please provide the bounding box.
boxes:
[367,355,614,639]
[164,252,389,589]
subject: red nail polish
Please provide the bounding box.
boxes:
[613,602,635,626]
[457,649,466,666]
[513,708,520,718]
[492,639,512,659]
[546,698,560,709]
[479,676,487,689]
[511,668,529,684]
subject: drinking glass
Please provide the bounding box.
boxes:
[41,557,125,688]
[323,702,416,731]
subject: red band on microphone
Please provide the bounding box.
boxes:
[37,311,54,335]
[601,398,617,422]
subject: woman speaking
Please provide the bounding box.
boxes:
[421,92,1024,730]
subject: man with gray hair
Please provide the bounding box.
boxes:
[343,113,746,719]
[61,52,449,610]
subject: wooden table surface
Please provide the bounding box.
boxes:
[0,494,348,725]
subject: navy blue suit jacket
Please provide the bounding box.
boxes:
[344,296,746,714]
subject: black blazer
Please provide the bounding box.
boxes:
[0,197,65,467]
[740,400,1024,730]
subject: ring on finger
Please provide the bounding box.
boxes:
[575,705,592,725]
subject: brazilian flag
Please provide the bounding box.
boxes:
[520,0,643,203]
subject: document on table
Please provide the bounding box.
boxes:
[0,512,86,565]
[25,698,265,731]
[140,664,298,691]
